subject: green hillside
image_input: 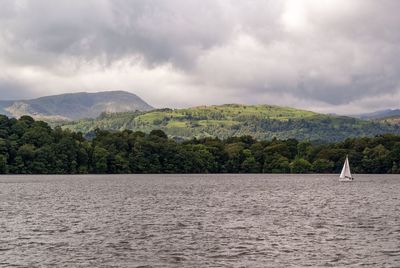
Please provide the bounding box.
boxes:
[61,104,400,142]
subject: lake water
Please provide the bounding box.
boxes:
[0,174,399,267]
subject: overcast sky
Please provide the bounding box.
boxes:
[1,0,400,114]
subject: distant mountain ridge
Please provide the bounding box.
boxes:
[351,109,400,120]
[0,91,153,121]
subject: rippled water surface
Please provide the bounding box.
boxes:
[1,174,400,267]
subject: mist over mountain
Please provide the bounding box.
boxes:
[352,109,400,120]
[0,91,153,121]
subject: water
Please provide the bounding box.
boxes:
[0,174,399,267]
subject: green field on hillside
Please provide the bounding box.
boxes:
[61,104,400,142]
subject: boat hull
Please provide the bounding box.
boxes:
[339,178,354,182]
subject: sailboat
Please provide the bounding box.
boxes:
[339,155,354,182]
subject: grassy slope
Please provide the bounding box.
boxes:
[62,104,400,142]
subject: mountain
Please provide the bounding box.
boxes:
[0,91,153,121]
[377,115,400,125]
[352,109,400,120]
[61,104,400,142]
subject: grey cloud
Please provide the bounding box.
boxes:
[193,1,400,106]
[0,79,36,100]
[0,0,400,112]
[0,0,233,68]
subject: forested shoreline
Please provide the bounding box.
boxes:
[1,115,400,174]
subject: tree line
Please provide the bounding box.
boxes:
[1,115,400,174]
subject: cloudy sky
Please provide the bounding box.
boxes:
[1,0,400,114]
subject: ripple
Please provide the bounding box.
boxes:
[0,174,399,267]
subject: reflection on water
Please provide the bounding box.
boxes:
[0,174,399,267]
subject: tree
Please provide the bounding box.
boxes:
[112,153,130,174]
[297,141,312,159]
[20,122,53,147]
[362,145,390,173]
[224,143,245,172]
[92,146,109,173]
[149,129,168,139]
[290,158,312,173]
[263,154,290,173]
[312,159,334,173]
[16,144,36,174]
[0,115,10,138]
[0,154,7,174]
[241,149,260,173]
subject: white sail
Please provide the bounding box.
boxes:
[339,156,353,181]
